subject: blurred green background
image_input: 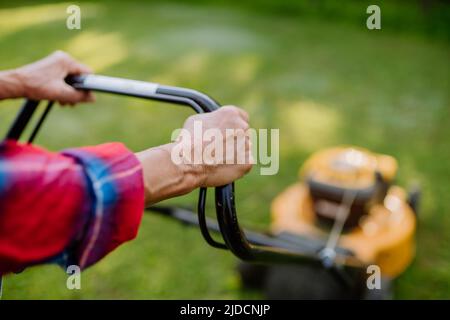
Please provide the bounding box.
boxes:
[0,0,449,299]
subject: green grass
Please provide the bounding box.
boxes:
[0,1,449,299]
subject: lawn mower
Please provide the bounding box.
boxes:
[3,74,419,299]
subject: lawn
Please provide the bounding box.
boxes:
[0,0,449,299]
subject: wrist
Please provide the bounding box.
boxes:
[163,142,207,189]
[0,69,26,99]
[135,143,204,206]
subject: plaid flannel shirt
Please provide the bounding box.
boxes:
[0,140,144,274]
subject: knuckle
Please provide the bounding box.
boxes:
[55,51,72,64]
[52,50,63,56]
[186,114,197,123]
[239,119,250,129]
[222,105,239,115]
[53,50,66,59]
[232,119,247,131]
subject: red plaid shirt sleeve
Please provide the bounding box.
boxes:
[0,140,145,275]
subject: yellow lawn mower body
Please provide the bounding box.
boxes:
[271,146,416,278]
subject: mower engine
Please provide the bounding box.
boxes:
[303,147,396,228]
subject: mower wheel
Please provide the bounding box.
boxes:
[237,262,268,289]
[263,264,364,300]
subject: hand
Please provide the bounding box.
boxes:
[179,105,253,187]
[15,51,94,105]
[136,106,253,206]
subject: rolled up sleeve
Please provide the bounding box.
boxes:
[0,140,144,274]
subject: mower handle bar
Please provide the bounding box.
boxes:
[3,74,365,271]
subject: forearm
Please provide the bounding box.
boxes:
[0,69,24,100]
[136,143,204,207]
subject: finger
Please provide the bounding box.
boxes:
[55,51,91,75]
[236,118,250,131]
[67,59,92,75]
[73,90,95,103]
[222,105,249,122]
[57,84,94,104]
[84,91,96,102]
[237,108,249,123]
[50,51,89,73]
